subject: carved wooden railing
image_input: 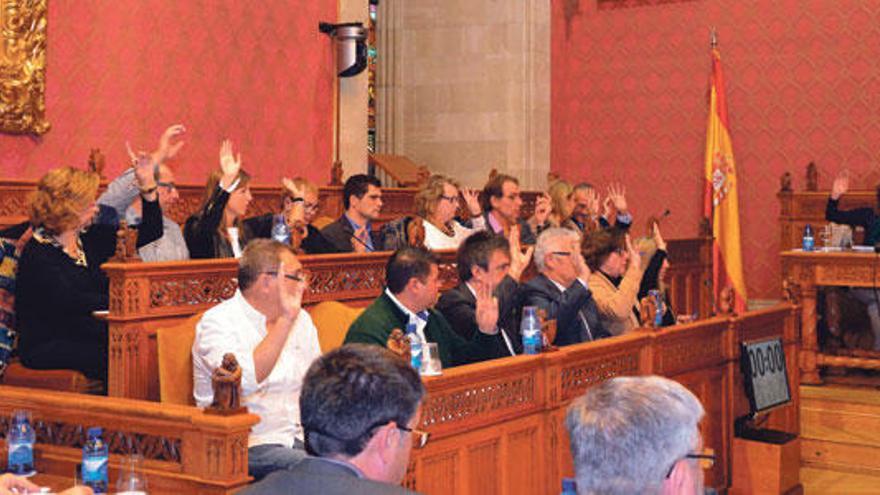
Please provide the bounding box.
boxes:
[101,238,710,401]
[0,386,259,494]
[781,250,880,383]
[0,179,420,230]
[408,304,800,494]
[0,304,798,494]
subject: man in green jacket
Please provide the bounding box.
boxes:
[344,247,507,368]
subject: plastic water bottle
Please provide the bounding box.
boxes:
[802,224,815,252]
[82,427,109,494]
[521,306,543,355]
[7,410,35,476]
[406,322,423,371]
[561,477,577,495]
[271,213,291,245]
[649,289,664,327]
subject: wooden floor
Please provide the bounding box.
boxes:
[800,382,880,494]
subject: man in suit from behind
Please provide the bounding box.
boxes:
[240,344,426,495]
[436,230,533,358]
[321,174,384,253]
[518,227,611,345]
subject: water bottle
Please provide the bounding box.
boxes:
[649,289,664,327]
[271,213,291,245]
[82,427,108,494]
[561,477,577,495]
[406,322,423,371]
[7,410,35,476]
[115,454,148,495]
[521,306,543,355]
[802,224,815,252]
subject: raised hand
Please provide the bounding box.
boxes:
[531,193,552,226]
[154,124,186,164]
[462,187,482,216]
[132,150,158,201]
[571,238,591,280]
[602,196,613,220]
[277,262,305,321]
[474,279,499,335]
[281,177,305,199]
[831,170,850,200]
[219,139,242,188]
[625,234,642,272]
[652,221,667,252]
[508,226,533,281]
[585,187,600,218]
[607,183,628,214]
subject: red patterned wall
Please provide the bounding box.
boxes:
[551,0,880,299]
[0,1,336,185]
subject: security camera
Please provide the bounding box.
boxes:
[319,22,368,78]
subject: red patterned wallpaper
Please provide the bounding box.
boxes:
[551,0,880,299]
[0,1,336,185]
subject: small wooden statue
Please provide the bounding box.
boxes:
[781,278,799,305]
[780,172,792,192]
[699,217,712,237]
[536,308,558,351]
[806,162,818,192]
[406,218,426,249]
[718,286,736,316]
[330,161,344,186]
[386,328,411,362]
[110,221,141,263]
[639,296,659,329]
[88,148,105,179]
[207,353,245,415]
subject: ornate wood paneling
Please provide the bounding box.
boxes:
[0,385,258,493]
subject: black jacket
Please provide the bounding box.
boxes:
[436,276,522,357]
[518,273,611,345]
[184,187,273,259]
[826,198,880,245]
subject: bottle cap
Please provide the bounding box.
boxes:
[562,478,577,490]
[87,427,103,437]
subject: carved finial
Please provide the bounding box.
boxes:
[782,278,800,306]
[386,328,411,363]
[330,161,344,186]
[88,149,106,180]
[110,221,141,263]
[710,27,718,49]
[406,217,426,249]
[718,286,736,316]
[780,171,793,192]
[207,353,246,415]
[639,296,659,329]
[806,162,819,191]
[699,217,712,237]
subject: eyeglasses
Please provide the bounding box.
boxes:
[665,449,715,478]
[397,425,430,449]
[439,195,458,203]
[551,251,572,257]
[304,202,320,212]
[262,271,305,282]
[305,420,430,451]
[157,181,176,191]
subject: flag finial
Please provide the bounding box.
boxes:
[710,27,718,49]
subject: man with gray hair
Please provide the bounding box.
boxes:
[566,375,708,495]
[518,228,610,345]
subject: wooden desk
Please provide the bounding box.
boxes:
[406,304,800,494]
[101,238,711,401]
[1,304,799,495]
[0,386,258,494]
[778,189,875,250]
[781,249,880,383]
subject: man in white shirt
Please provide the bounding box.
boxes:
[192,239,322,481]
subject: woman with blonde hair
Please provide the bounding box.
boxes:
[413,175,485,250]
[547,179,577,230]
[15,158,161,385]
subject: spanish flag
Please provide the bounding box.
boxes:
[704,45,747,314]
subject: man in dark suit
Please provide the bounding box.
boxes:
[518,227,611,345]
[437,231,533,358]
[320,174,385,253]
[480,173,551,244]
[240,344,425,495]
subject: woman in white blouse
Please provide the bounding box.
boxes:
[416,175,486,250]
